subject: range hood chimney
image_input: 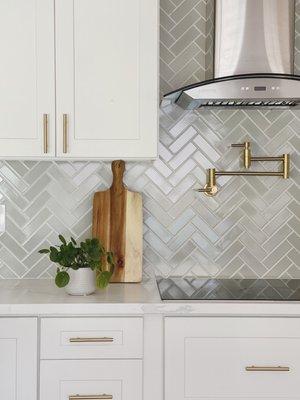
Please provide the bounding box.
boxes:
[163,0,300,110]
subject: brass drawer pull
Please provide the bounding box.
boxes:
[69,337,114,343]
[63,114,68,153]
[43,114,49,153]
[69,395,112,400]
[246,366,290,372]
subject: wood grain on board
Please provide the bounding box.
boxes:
[92,160,143,282]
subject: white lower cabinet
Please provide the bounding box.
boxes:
[40,360,142,400]
[0,318,37,400]
[39,317,143,400]
[165,317,300,400]
[40,317,143,359]
[2,314,300,400]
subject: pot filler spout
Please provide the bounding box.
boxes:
[162,0,300,110]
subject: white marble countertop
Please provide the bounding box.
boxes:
[1,278,300,316]
[0,278,161,315]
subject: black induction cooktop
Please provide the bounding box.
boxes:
[156,277,300,301]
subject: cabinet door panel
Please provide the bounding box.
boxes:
[0,338,16,398]
[0,0,55,157]
[40,317,143,359]
[56,0,158,159]
[165,317,300,400]
[0,318,37,400]
[40,360,142,400]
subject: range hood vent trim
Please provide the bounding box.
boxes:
[163,73,300,110]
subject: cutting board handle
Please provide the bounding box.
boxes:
[111,160,125,192]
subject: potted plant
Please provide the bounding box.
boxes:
[39,235,115,296]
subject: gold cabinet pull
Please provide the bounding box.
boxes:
[246,366,290,372]
[63,114,68,153]
[69,337,114,343]
[43,114,49,153]
[69,395,112,400]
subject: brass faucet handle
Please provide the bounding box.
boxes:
[231,141,251,168]
[231,141,251,148]
[231,143,246,148]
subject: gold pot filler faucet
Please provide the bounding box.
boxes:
[197,141,290,197]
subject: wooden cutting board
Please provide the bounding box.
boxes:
[92,160,143,283]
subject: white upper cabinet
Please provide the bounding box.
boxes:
[0,0,158,159]
[0,318,37,400]
[0,0,55,158]
[55,0,159,159]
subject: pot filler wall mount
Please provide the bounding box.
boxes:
[162,0,295,195]
[197,141,290,196]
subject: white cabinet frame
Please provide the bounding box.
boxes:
[0,318,37,400]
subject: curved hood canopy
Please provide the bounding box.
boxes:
[162,73,300,109]
[163,0,300,110]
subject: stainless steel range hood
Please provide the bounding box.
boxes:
[162,0,300,110]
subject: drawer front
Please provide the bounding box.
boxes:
[41,317,143,359]
[40,360,142,400]
[165,317,300,400]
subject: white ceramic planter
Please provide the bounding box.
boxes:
[65,268,96,296]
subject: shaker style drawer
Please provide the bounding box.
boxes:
[41,317,143,359]
[40,359,142,400]
[165,317,300,400]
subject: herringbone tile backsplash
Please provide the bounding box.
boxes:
[0,0,299,279]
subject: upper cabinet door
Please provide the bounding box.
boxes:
[55,0,159,159]
[0,0,55,158]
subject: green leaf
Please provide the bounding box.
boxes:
[96,271,112,289]
[91,238,99,246]
[55,271,70,288]
[107,251,114,266]
[49,247,60,263]
[58,235,67,245]
[71,237,77,245]
[89,264,96,271]
[49,254,59,263]
[109,264,115,275]
[38,249,50,254]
